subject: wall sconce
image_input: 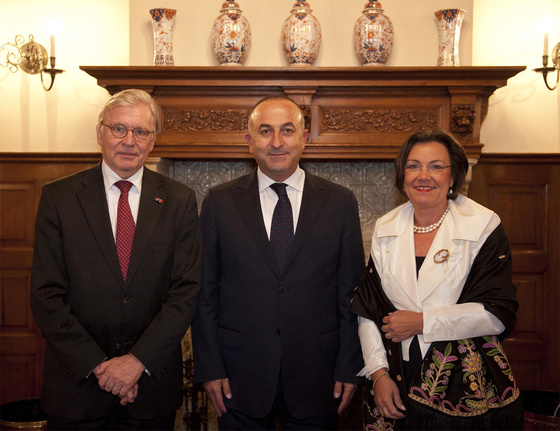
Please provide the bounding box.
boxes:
[533,34,559,91]
[0,34,64,91]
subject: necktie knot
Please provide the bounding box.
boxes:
[115,180,133,195]
[270,182,288,197]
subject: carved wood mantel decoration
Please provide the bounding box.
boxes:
[80,66,525,160]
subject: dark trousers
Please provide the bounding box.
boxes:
[47,407,176,430]
[218,375,338,431]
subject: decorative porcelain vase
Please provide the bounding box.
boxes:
[434,9,466,66]
[212,1,252,66]
[353,1,394,66]
[149,8,176,66]
[281,1,321,67]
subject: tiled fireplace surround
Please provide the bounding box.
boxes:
[158,159,401,257]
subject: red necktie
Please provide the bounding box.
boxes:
[115,181,135,281]
[270,183,294,273]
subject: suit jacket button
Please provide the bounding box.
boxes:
[279,287,286,293]
[116,343,121,349]
[123,297,129,304]
[276,329,281,335]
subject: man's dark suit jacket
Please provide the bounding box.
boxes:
[192,169,364,419]
[30,163,202,420]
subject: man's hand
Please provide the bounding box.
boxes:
[203,378,232,417]
[119,384,139,405]
[334,381,358,415]
[94,353,145,400]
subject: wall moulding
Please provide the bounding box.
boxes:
[80,66,525,160]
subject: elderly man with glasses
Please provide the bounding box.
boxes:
[30,89,202,430]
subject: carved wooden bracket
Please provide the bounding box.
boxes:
[80,66,525,160]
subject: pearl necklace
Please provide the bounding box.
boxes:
[413,203,450,234]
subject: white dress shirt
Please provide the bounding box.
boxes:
[101,161,143,243]
[257,167,305,238]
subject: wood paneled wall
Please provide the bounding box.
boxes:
[469,153,560,392]
[0,154,100,404]
[0,152,558,405]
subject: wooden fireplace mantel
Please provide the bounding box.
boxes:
[80,66,525,160]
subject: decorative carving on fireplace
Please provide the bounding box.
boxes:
[164,108,250,132]
[450,105,476,135]
[80,66,525,160]
[321,109,438,132]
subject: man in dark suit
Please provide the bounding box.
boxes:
[192,96,364,430]
[30,89,202,430]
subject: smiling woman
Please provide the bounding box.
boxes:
[403,142,453,221]
[350,130,523,430]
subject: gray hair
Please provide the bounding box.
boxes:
[96,89,163,134]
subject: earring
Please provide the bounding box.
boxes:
[448,187,453,196]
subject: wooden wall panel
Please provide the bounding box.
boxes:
[0,154,100,404]
[470,154,560,392]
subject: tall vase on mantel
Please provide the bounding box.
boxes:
[281,1,321,67]
[212,1,252,66]
[353,1,394,66]
[149,8,176,66]
[434,8,466,66]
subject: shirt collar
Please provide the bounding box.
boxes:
[257,166,305,193]
[376,195,495,243]
[101,160,143,193]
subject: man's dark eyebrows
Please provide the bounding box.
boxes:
[257,122,296,129]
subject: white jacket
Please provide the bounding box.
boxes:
[358,195,506,377]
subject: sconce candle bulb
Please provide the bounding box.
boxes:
[50,35,55,57]
[534,39,560,91]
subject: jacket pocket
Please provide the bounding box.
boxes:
[218,326,242,349]
[319,328,340,351]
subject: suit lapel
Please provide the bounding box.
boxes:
[125,168,166,289]
[284,173,328,271]
[383,211,418,305]
[233,171,281,277]
[76,164,123,284]
[384,202,466,304]
[233,171,329,277]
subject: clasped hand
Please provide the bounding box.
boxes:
[93,354,145,405]
[381,310,423,343]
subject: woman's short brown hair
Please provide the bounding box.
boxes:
[395,130,469,200]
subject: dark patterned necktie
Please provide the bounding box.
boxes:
[115,181,135,281]
[270,183,294,273]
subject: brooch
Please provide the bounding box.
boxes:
[154,197,164,204]
[433,249,450,264]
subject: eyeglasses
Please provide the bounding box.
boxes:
[101,123,154,142]
[404,163,451,174]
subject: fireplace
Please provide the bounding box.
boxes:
[82,65,524,252]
